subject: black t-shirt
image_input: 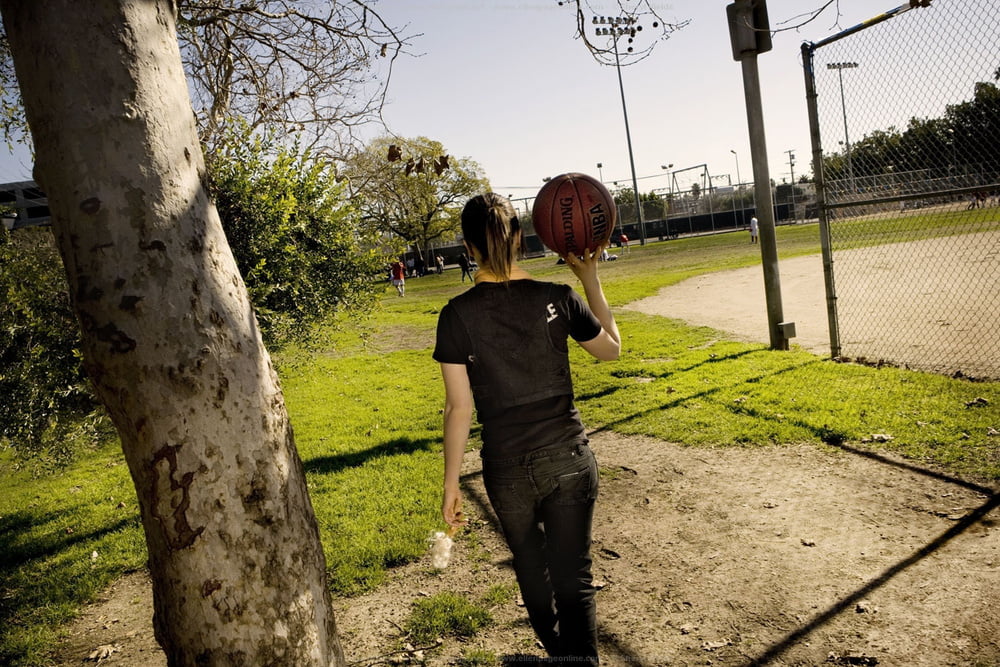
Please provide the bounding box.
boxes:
[433,279,602,459]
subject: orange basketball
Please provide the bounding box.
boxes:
[532,173,616,255]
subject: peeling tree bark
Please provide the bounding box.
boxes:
[0,1,344,664]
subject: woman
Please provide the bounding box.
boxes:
[434,193,620,664]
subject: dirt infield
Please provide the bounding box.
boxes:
[627,232,1000,379]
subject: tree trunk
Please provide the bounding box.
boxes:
[0,1,344,664]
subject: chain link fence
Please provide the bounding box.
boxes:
[803,0,1000,379]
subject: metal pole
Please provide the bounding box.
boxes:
[729,174,738,228]
[705,167,716,232]
[803,42,840,358]
[613,42,646,245]
[785,149,796,222]
[731,149,743,227]
[828,62,858,193]
[740,52,787,350]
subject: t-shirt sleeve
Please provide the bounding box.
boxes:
[433,303,470,364]
[564,286,602,343]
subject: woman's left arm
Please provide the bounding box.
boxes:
[441,362,473,528]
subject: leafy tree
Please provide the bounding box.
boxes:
[823,80,1000,180]
[344,135,489,256]
[0,226,106,467]
[209,127,387,347]
[690,182,701,200]
[612,187,664,223]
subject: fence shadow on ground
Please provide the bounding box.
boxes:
[460,429,1000,666]
[747,484,999,666]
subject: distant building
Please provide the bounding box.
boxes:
[0,180,50,230]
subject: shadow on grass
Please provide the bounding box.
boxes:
[724,400,997,495]
[587,356,820,437]
[0,513,138,579]
[303,436,438,475]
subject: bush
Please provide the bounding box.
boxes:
[0,226,108,468]
[209,128,389,347]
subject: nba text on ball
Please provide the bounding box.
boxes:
[589,204,609,243]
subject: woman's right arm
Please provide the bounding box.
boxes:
[441,362,473,528]
[564,247,621,361]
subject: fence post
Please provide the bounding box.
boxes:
[801,41,841,359]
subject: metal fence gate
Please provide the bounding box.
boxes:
[802,0,999,380]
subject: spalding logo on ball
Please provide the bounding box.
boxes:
[532,173,616,256]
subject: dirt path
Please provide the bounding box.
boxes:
[626,252,831,355]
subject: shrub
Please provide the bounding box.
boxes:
[0,226,107,468]
[209,127,389,347]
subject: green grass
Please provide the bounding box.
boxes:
[2,220,999,665]
[404,591,493,644]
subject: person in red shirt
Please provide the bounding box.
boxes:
[390,259,406,296]
[619,232,630,254]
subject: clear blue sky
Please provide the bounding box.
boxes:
[0,1,922,198]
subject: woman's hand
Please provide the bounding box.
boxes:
[562,243,606,288]
[442,486,466,528]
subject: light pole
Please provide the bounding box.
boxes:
[785,149,796,222]
[596,162,604,184]
[827,61,858,193]
[730,149,743,227]
[730,149,741,189]
[596,16,646,245]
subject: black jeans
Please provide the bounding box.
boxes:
[483,442,600,664]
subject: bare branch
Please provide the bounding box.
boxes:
[771,0,843,34]
[557,0,690,68]
[176,0,418,157]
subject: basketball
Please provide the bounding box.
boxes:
[532,173,616,256]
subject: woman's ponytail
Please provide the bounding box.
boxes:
[461,193,521,282]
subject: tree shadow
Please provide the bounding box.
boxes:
[576,347,771,405]
[302,436,438,476]
[0,514,139,584]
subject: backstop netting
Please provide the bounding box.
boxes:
[802,0,999,379]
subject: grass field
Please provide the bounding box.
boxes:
[1,220,998,666]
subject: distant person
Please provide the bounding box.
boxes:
[390,259,406,297]
[619,232,630,254]
[436,254,445,274]
[405,256,416,277]
[457,253,474,283]
[749,216,759,244]
[415,255,426,277]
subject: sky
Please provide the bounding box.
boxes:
[356,0,899,204]
[0,1,945,203]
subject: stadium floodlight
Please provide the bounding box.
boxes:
[827,61,859,192]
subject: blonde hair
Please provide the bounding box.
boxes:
[461,193,520,282]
